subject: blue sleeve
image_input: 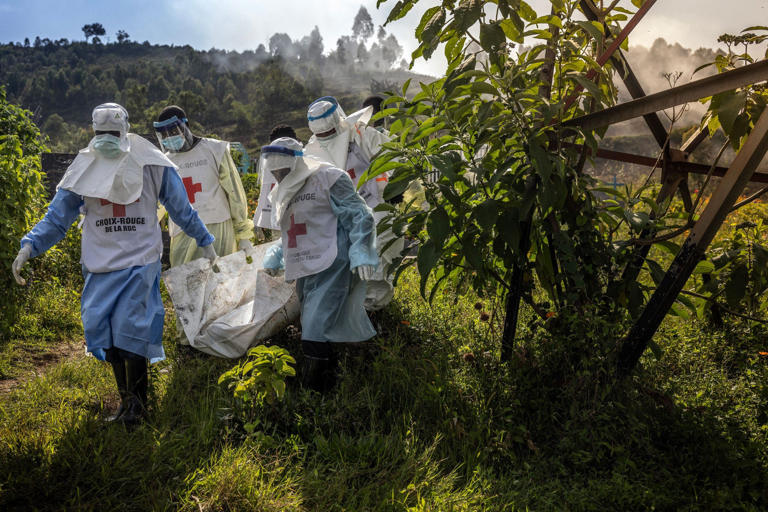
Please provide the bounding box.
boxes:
[262,241,284,270]
[329,173,378,269]
[159,166,214,247]
[21,189,83,258]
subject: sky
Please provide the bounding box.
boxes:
[0,0,766,78]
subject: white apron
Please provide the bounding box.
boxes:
[279,166,345,282]
[81,166,165,273]
[167,138,231,237]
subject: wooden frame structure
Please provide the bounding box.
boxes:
[554,0,768,374]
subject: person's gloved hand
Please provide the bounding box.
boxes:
[238,239,254,253]
[263,267,280,277]
[12,245,32,286]
[201,244,217,264]
[354,264,375,281]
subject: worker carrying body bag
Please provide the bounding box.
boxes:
[162,240,299,358]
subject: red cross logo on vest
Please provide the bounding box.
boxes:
[347,168,356,180]
[183,176,203,203]
[286,214,307,249]
[100,198,138,217]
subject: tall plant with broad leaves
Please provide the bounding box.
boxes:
[0,86,46,338]
[367,0,641,344]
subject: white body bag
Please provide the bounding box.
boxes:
[162,241,299,358]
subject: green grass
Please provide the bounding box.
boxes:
[1,260,768,510]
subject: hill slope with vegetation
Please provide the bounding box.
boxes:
[0,6,427,153]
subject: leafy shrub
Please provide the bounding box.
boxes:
[239,172,260,217]
[219,345,296,435]
[0,86,47,338]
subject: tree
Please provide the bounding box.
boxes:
[116,30,130,44]
[269,33,294,59]
[307,26,324,62]
[380,34,403,68]
[0,87,46,336]
[370,0,630,358]
[82,23,106,43]
[23,38,29,48]
[356,42,369,66]
[352,6,374,43]
[373,0,768,374]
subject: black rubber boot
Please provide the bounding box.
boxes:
[106,360,128,422]
[122,358,148,425]
[301,341,336,393]
[301,356,334,392]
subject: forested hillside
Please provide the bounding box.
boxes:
[0,7,426,153]
[0,8,727,175]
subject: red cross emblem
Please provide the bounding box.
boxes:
[286,214,307,249]
[100,198,138,217]
[347,168,356,180]
[183,176,203,203]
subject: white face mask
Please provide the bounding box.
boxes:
[92,134,123,158]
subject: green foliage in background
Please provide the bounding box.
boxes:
[370,0,768,369]
[0,86,47,338]
[371,0,632,322]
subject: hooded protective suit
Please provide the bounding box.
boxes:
[261,138,378,344]
[154,111,253,268]
[19,103,214,363]
[304,97,403,311]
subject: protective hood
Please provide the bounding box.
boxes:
[92,102,130,151]
[305,105,374,169]
[57,133,177,204]
[262,139,323,226]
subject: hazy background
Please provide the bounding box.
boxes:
[1,0,766,78]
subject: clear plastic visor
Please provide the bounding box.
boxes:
[153,116,188,151]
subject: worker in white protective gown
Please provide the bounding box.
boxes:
[304,96,404,311]
[253,124,298,239]
[261,137,378,392]
[11,103,216,424]
[153,105,253,268]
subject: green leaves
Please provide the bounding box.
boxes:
[417,239,442,297]
[384,0,417,25]
[427,206,450,248]
[417,7,446,43]
[219,345,296,408]
[711,90,747,135]
[479,22,506,52]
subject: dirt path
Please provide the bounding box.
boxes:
[0,338,87,395]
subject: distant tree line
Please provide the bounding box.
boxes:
[1,6,407,152]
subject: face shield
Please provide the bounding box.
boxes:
[260,142,304,184]
[91,103,130,156]
[153,115,192,152]
[307,96,346,141]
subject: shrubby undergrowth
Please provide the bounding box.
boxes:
[2,260,768,510]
